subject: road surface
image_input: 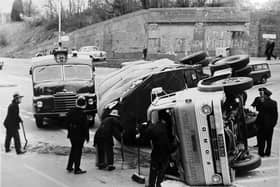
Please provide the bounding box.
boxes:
[0,57,279,187]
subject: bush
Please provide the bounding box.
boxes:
[26,16,46,27]
[0,33,8,47]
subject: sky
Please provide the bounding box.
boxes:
[0,0,85,13]
[0,0,271,13]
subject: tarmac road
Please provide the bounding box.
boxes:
[0,57,279,187]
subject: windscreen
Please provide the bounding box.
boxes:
[64,65,92,80]
[34,65,62,82]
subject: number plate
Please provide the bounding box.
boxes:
[59,113,67,117]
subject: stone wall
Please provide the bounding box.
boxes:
[65,7,249,59]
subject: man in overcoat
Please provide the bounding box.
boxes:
[66,96,89,174]
[252,87,278,156]
[4,93,25,154]
[94,109,122,171]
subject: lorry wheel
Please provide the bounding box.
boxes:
[231,153,261,173]
[233,66,252,77]
[217,55,249,70]
[179,51,207,65]
[209,58,230,75]
[198,76,253,94]
[35,117,44,128]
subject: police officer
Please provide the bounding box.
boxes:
[94,109,122,171]
[66,96,89,174]
[252,87,278,157]
[137,110,172,187]
[4,93,26,154]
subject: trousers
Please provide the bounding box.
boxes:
[258,128,274,156]
[148,158,169,187]
[67,139,84,171]
[5,130,21,153]
[95,142,114,167]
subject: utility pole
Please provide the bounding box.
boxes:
[58,0,62,43]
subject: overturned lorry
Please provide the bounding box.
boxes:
[97,58,209,145]
[146,75,261,185]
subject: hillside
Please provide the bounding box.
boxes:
[0,22,57,58]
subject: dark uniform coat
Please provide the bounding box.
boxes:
[4,101,22,132]
[67,108,89,142]
[94,116,122,146]
[252,96,278,156]
[66,107,89,171]
[3,100,23,153]
[142,120,172,187]
[94,116,122,168]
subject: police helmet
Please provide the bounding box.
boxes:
[109,109,120,117]
[76,96,86,108]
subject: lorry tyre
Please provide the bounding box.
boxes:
[218,55,249,70]
[180,51,207,65]
[231,153,261,172]
[209,58,230,75]
[198,76,253,93]
[35,117,44,128]
[233,66,252,77]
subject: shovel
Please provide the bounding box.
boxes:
[131,138,145,184]
[21,122,28,150]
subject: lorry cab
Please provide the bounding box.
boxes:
[30,48,97,128]
[146,77,261,186]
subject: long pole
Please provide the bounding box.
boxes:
[58,0,62,42]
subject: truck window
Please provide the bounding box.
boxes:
[64,65,92,80]
[184,70,198,88]
[34,65,62,82]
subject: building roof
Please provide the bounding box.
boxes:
[148,7,250,23]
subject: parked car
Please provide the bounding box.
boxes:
[97,59,209,145]
[248,61,271,84]
[75,46,106,61]
[30,48,97,128]
[0,61,4,70]
[209,55,271,85]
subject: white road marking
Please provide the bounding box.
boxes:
[252,166,278,172]
[24,164,70,187]
[236,176,278,183]
[261,157,279,162]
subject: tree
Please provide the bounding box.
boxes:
[23,0,38,17]
[11,0,24,21]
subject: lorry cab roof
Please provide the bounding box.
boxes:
[31,54,92,69]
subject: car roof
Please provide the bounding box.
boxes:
[80,46,97,48]
[31,55,92,68]
[248,61,269,66]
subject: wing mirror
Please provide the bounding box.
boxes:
[150,87,165,102]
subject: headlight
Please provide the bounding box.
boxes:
[88,98,94,105]
[201,104,212,115]
[212,174,222,184]
[37,101,43,108]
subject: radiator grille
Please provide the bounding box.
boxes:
[54,93,77,112]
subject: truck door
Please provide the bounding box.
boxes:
[184,69,199,88]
